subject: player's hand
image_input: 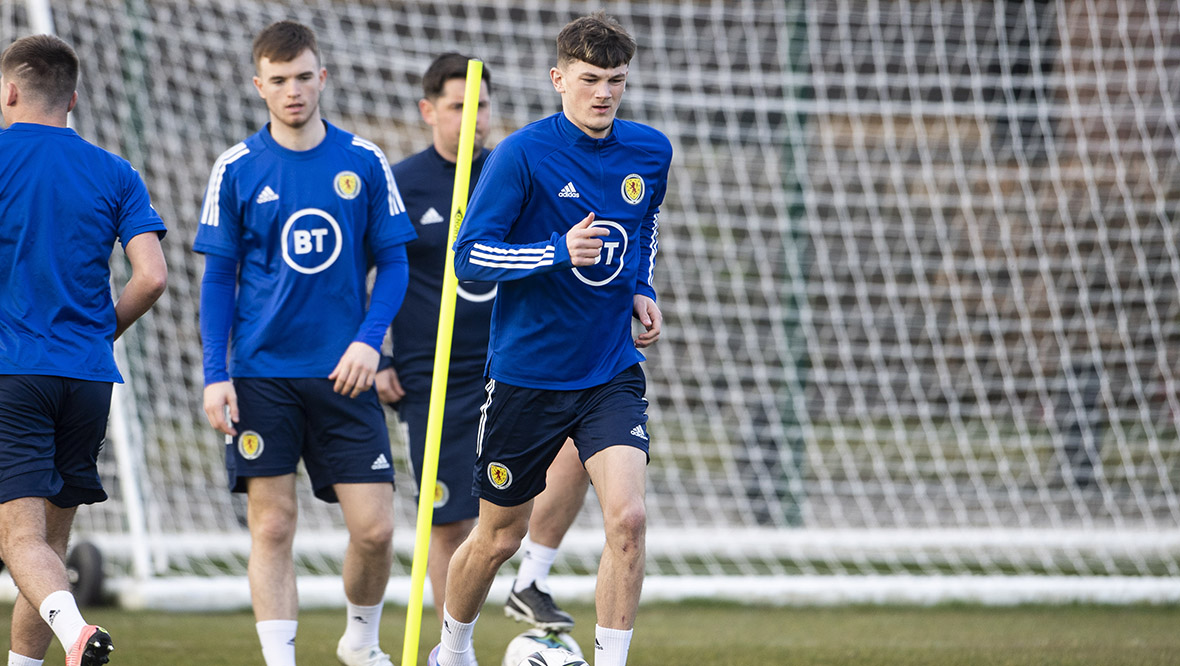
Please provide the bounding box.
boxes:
[633,294,662,348]
[375,366,405,404]
[203,380,239,436]
[329,341,380,398]
[566,212,609,267]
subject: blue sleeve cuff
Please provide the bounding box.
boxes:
[552,232,572,268]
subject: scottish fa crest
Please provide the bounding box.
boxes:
[334,170,361,199]
[238,431,264,460]
[487,462,513,489]
[621,173,645,205]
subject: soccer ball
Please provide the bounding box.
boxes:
[501,629,582,666]
[515,648,588,666]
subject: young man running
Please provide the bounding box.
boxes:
[377,52,588,631]
[431,12,671,666]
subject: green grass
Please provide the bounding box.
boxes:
[3,601,1179,665]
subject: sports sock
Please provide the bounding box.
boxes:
[513,540,559,593]
[7,651,43,666]
[593,625,633,666]
[38,590,87,654]
[438,606,478,666]
[342,601,383,651]
[256,619,298,666]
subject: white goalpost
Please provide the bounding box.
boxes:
[2,0,1179,609]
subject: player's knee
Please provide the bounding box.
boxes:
[248,508,297,547]
[474,521,527,565]
[488,535,525,565]
[350,518,394,555]
[605,501,646,549]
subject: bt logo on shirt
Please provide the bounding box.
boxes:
[281,208,342,274]
[572,219,627,287]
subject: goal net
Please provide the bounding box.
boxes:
[3,0,1180,608]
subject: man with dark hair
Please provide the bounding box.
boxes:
[376,52,588,630]
[0,34,168,666]
[196,20,413,666]
[430,12,671,666]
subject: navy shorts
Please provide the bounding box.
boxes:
[0,375,112,508]
[228,377,394,503]
[394,375,484,525]
[475,364,650,507]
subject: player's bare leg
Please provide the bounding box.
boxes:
[336,482,395,605]
[5,499,75,660]
[585,445,646,666]
[584,445,646,629]
[0,498,109,664]
[446,500,532,621]
[334,482,396,665]
[434,500,531,666]
[245,474,300,621]
[429,518,476,623]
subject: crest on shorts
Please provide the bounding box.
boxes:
[621,173,645,205]
[487,462,512,489]
[238,431,264,460]
[334,171,361,199]
[434,480,450,508]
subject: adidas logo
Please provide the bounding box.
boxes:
[47,609,58,625]
[630,424,648,441]
[420,207,445,224]
[256,185,279,204]
[558,181,580,198]
[371,454,390,470]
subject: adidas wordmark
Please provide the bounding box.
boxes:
[558,181,580,198]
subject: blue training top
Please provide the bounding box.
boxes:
[389,145,494,394]
[0,123,167,383]
[194,121,416,378]
[454,112,672,390]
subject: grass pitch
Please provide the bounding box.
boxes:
[1,601,1178,665]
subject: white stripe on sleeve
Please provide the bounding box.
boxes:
[199,143,249,228]
[469,243,556,270]
[352,136,406,216]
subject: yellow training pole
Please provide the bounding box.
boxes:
[402,58,483,666]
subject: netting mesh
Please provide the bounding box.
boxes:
[2,0,1179,592]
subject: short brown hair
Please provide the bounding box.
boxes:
[422,52,492,100]
[556,12,636,69]
[252,20,320,69]
[0,34,78,110]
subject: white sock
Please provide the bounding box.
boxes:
[514,540,559,592]
[7,651,43,666]
[593,625,633,666]
[256,619,298,666]
[342,601,383,651]
[438,605,478,666]
[38,590,87,653]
